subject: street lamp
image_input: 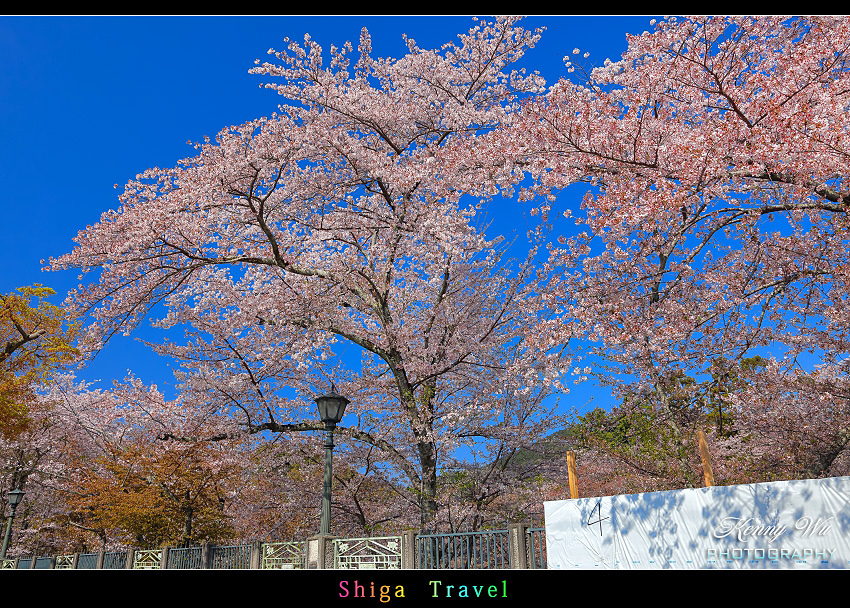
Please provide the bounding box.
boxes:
[1,488,25,559]
[315,385,349,535]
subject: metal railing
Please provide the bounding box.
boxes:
[417,529,510,569]
[0,523,548,570]
[210,544,251,569]
[168,546,203,569]
[527,527,547,569]
[103,551,128,569]
[77,553,99,569]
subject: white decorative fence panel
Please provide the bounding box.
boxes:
[262,541,305,569]
[334,536,402,569]
[132,549,162,569]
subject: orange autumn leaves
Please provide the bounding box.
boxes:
[0,285,79,439]
[64,441,239,548]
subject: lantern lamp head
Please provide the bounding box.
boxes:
[315,386,350,426]
[7,489,24,508]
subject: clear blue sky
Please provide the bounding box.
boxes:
[0,15,657,412]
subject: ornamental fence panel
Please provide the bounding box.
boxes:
[133,549,162,569]
[334,536,402,569]
[261,541,306,569]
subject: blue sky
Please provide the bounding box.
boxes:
[0,15,659,414]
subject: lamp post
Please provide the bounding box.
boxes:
[315,386,349,535]
[1,488,25,559]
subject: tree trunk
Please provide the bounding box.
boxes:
[418,442,438,530]
[182,491,193,547]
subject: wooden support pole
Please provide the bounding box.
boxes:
[697,430,715,487]
[566,450,579,499]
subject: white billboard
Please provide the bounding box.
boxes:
[544,476,850,569]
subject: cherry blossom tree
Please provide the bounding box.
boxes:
[50,17,570,529]
[489,16,850,487]
[42,15,850,525]
[1,372,255,554]
[0,375,125,555]
[722,360,850,481]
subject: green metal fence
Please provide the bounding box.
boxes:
[210,544,251,569]
[77,553,99,569]
[527,527,547,569]
[416,529,511,569]
[103,551,128,569]
[168,546,203,569]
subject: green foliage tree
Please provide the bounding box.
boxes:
[574,357,769,491]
